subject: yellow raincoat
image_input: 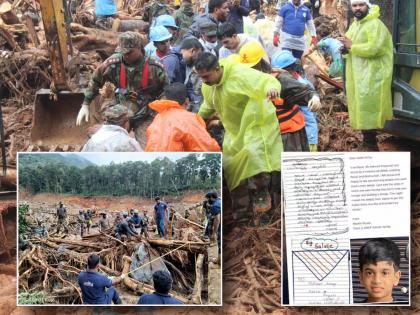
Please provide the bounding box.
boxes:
[344,4,393,130]
[198,58,283,191]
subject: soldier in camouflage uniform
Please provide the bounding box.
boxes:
[77,32,169,148]
[173,0,196,33]
[143,0,171,25]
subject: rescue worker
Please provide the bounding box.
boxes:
[174,0,196,35]
[168,206,177,237]
[78,254,125,304]
[77,210,86,237]
[155,14,181,45]
[154,197,168,238]
[84,209,93,234]
[35,221,48,238]
[56,202,68,234]
[114,212,138,240]
[227,0,250,34]
[198,22,219,56]
[145,25,173,61]
[142,0,171,26]
[184,208,190,219]
[217,22,265,60]
[76,32,169,149]
[205,191,221,253]
[145,83,221,152]
[137,270,183,304]
[272,49,320,151]
[98,212,110,232]
[185,0,230,38]
[202,196,213,239]
[273,0,317,59]
[141,210,150,237]
[180,38,205,112]
[234,42,321,151]
[304,24,344,78]
[130,209,142,233]
[338,0,393,150]
[82,104,142,152]
[195,52,283,225]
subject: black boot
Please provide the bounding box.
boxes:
[361,130,379,151]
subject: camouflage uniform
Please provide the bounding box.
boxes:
[84,32,169,147]
[173,3,195,32]
[143,1,171,25]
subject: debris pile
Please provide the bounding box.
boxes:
[18,197,220,305]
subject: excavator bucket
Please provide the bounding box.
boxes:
[31,89,92,146]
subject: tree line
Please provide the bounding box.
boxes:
[19,154,221,197]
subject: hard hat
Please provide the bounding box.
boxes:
[155,14,178,29]
[134,209,139,214]
[149,25,172,42]
[235,41,267,67]
[271,50,297,69]
[122,211,128,217]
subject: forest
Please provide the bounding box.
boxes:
[19,154,221,197]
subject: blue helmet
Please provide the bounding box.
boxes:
[155,14,178,29]
[271,50,297,69]
[149,25,172,42]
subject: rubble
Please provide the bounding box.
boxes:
[17,195,220,305]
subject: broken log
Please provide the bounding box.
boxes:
[148,239,208,253]
[191,253,204,304]
[122,255,190,304]
[47,237,105,250]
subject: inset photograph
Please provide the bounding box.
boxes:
[17,152,222,306]
[351,237,409,305]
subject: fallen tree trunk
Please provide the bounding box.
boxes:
[191,253,204,304]
[47,237,105,250]
[121,255,190,304]
[148,239,208,253]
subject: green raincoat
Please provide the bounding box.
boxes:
[344,4,393,130]
[198,58,283,191]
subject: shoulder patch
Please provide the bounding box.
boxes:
[103,55,122,67]
[149,59,165,69]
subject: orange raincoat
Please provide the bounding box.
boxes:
[145,100,221,152]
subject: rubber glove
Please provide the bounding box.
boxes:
[315,0,320,8]
[308,95,321,112]
[273,34,279,47]
[311,36,318,46]
[76,103,89,126]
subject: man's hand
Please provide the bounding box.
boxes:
[273,34,280,47]
[76,103,89,126]
[308,95,322,112]
[311,36,318,46]
[314,0,320,8]
[338,36,352,50]
[267,88,280,99]
[128,91,138,103]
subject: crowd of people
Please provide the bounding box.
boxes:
[46,191,221,304]
[76,0,393,227]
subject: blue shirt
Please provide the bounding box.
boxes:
[318,37,343,62]
[130,214,142,226]
[138,292,183,304]
[78,271,112,304]
[278,3,312,36]
[154,202,167,219]
[95,0,117,16]
[161,46,186,84]
[211,198,221,215]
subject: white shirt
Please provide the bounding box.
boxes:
[218,33,268,61]
[82,125,142,152]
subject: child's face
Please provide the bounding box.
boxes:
[359,261,401,303]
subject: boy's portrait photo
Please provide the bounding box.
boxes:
[351,237,409,305]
